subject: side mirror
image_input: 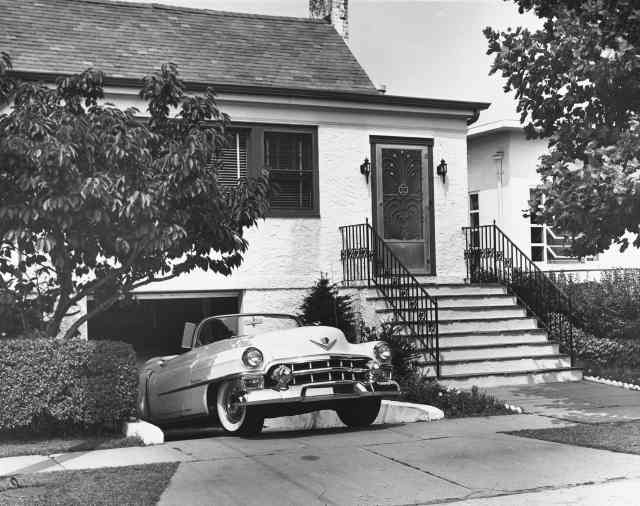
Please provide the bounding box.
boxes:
[182,322,196,350]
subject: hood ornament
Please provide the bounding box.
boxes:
[310,336,337,351]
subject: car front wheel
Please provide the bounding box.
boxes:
[216,380,264,435]
[336,398,381,428]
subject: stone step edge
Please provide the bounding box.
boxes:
[434,367,582,381]
[392,317,538,327]
[438,342,557,352]
[433,329,548,338]
[422,353,569,366]
[375,305,522,314]
[366,294,515,301]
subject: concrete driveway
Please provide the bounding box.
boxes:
[158,414,640,505]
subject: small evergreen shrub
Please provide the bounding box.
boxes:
[299,276,356,341]
[0,337,138,435]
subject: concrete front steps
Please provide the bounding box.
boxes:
[367,282,582,389]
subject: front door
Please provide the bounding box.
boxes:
[374,141,434,274]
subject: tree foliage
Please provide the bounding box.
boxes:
[485,0,640,256]
[0,54,270,338]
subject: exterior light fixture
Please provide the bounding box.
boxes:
[360,157,371,183]
[436,159,448,183]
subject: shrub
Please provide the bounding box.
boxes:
[555,269,640,341]
[299,276,357,341]
[0,338,138,435]
[361,321,422,381]
[550,317,640,370]
[402,375,510,418]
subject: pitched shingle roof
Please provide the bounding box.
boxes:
[0,0,378,94]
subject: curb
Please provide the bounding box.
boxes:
[264,400,444,432]
[584,375,640,391]
[123,420,164,445]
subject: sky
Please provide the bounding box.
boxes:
[133,0,541,124]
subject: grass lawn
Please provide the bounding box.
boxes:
[507,420,640,455]
[0,462,178,505]
[0,434,143,458]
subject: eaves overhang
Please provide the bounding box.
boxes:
[9,70,491,124]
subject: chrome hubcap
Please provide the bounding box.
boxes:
[224,385,245,423]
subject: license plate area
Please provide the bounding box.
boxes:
[305,386,334,397]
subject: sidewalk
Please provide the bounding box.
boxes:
[0,413,568,478]
[483,380,640,423]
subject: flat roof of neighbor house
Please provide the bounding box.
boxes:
[467,119,524,139]
[1,0,490,117]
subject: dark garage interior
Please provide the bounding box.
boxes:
[88,296,239,361]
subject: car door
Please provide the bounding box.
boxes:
[148,349,198,420]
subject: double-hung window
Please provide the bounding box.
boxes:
[215,125,318,217]
[469,192,480,247]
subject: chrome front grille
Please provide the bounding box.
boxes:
[268,356,370,387]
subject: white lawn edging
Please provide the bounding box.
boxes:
[584,375,640,391]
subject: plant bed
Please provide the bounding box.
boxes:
[506,420,640,455]
[0,434,143,459]
[401,375,512,418]
[0,462,178,505]
[581,363,640,387]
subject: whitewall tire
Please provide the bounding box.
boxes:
[216,380,264,435]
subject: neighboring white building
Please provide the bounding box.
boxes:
[467,119,640,272]
[2,0,488,355]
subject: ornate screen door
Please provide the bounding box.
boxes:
[375,142,434,274]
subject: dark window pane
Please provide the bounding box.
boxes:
[265,132,314,210]
[530,226,543,244]
[531,246,544,261]
[470,213,479,228]
[469,193,479,211]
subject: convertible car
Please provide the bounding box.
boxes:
[138,313,400,434]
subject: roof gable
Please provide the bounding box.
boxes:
[0,0,378,94]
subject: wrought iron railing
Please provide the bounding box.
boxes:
[340,222,440,376]
[463,223,576,366]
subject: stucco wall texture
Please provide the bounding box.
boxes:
[108,92,472,315]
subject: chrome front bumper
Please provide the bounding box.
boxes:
[242,380,401,406]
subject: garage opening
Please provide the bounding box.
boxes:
[88,293,239,362]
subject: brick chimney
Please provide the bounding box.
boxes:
[309,0,349,41]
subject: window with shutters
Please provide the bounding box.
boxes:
[216,129,248,186]
[217,124,319,217]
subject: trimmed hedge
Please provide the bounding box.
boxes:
[0,338,138,435]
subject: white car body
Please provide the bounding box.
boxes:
[138,313,400,432]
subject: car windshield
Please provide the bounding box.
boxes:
[196,314,300,346]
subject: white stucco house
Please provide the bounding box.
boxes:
[2,0,587,387]
[467,119,640,275]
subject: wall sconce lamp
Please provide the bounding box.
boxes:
[360,157,371,183]
[436,158,448,183]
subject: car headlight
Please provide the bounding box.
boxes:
[374,342,392,362]
[242,347,264,368]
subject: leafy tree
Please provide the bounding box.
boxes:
[0,54,270,338]
[299,276,357,341]
[485,1,640,256]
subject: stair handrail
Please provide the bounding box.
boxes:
[463,222,576,366]
[340,222,440,376]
